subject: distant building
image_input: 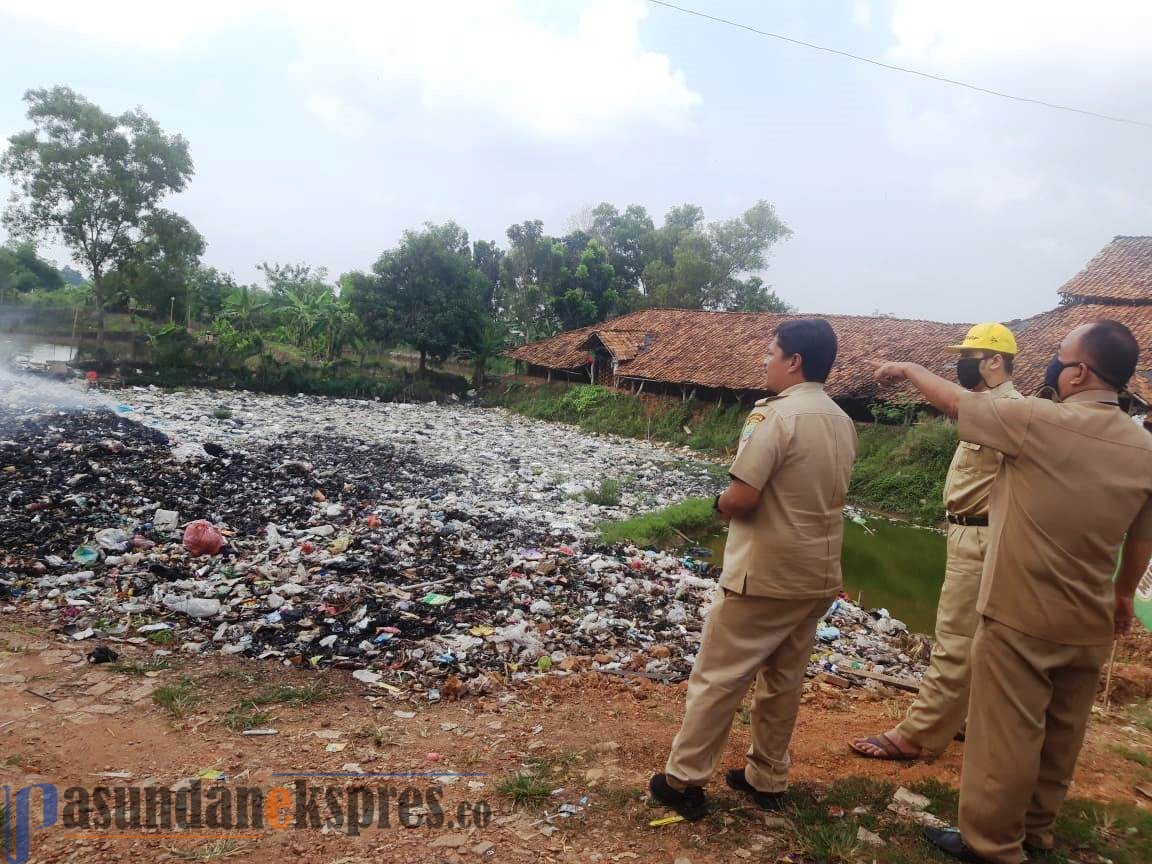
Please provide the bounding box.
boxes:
[507,236,1152,415]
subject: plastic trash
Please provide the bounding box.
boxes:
[71,546,101,565]
[163,595,222,618]
[87,646,119,664]
[95,528,131,552]
[182,520,224,556]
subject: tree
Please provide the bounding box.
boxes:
[591,203,653,304]
[553,239,618,329]
[190,266,237,323]
[642,200,791,312]
[704,200,791,310]
[221,284,270,334]
[371,222,487,372]
[342,270,396,350]
[109,211,205,323]
[0,241,64,299]
[1,87,193,348]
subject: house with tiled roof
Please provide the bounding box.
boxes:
[507,236,1152,414]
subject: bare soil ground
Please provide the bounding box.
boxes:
[2,616,1150,864]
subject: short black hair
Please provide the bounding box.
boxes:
[1082,320,1139,390]
[1001,354,1015,374]
[774,319,838,383]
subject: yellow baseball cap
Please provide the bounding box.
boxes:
[945,322,1018,355]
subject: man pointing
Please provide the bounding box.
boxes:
[871,320,1152,864]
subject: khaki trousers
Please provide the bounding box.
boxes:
[959,618,1110,864]
[896,523,986,752]
[664,589,829,793]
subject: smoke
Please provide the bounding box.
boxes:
[0,365,114,420]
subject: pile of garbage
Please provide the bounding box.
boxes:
[0,389,930,699]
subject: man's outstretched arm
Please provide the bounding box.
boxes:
[870,361,965,419]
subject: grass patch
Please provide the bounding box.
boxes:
[221,703,273,733]
[211,406,233,420]
[598,496,719,548]
[492,382,745,455]
[215,668,261,685]
[496,752,583,807]
[849,418,957,524]
[110,657,171,676]
[1131,701,1152,734]
[758,778,1152,864]
[167,839,252,860]
[1112,745,1152,771]
[583,478,622,507]
[153,678,199,717]
[144,629,176,646]
[497,769,555,806]
[248,681,331,706]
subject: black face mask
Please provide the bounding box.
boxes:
[1042,357,1076,398]
[956,358,985,390]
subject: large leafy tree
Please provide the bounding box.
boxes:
[642,201,791,312]
[108,211,205,323]
[371,222,487,372]
[1,86,193,348]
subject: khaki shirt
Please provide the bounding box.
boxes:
[944,380,1022,517]
[721,382,858,599]
[958,389,1152,645]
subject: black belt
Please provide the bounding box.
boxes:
[947,514,988,527]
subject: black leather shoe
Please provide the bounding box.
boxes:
[923,827,988,863]
[648,773,707,821]
[724,768,787,811]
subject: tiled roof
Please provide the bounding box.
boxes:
[509,305,1152,405]
[578,330,650,362]
[1059,236,1152,303]
[508,308,970,402]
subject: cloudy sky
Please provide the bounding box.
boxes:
[1,0,1149,323]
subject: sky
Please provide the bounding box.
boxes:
[0,0,1150,324]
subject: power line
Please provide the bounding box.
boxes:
[647,0,1152,130]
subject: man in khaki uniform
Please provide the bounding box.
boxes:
[650,319,857,820]
[873,320,1152,864]
[852,323,1022,761]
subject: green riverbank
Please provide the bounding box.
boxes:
[494,381,957,525]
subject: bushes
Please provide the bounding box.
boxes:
[492,382,744,454]
[850,417,957,523]
[599,497,719,547]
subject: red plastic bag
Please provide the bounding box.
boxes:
[183,520,224,556]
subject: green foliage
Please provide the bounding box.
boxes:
[247,681,331,705]
[221,703,273,732]
[109,210,205,323]
[599,497,719,547]
[153,678,199,717]
[0,241,63,298]
[144,322,195,367]
[494,383,745,454]
[1,86,194,346]
[850,418,958,523]
[356,222,488,371]
[583,478,622,507]
[642,200,792,312]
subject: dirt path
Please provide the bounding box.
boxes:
[2,618,1150,864]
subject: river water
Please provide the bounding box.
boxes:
[0,336,77,362]
[701,518,947,634]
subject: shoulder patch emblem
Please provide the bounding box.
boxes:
[740,412,765,442]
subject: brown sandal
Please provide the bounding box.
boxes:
[849,733,921,761]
